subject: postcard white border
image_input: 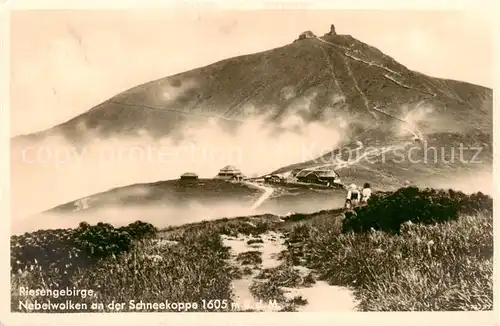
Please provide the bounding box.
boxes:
[1,0,498,325]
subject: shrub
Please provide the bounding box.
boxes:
[249,281,286,304]
[73,223,134,261]
[255,263,314,288]
[119,221,158,240]
[247,239,264,245]
[11,228,76,273]
[236,251,263,266]
[11,221,159,288]
[283,213,308,222]
[288,295,308,306]
[343,186,493,234]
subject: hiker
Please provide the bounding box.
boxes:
[344,184,360,209]
[361,183,372,204]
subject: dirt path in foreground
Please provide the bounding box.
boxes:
[221,231,358,312]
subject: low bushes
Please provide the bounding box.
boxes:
[343,187,493,234]
[281,186,493,310]
[11,221,233,312]
[69,230,233,312]
[11,221,158,281]
[236,251,263,266]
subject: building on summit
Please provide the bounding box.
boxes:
[180,172,199,181]
[215,165,245,181]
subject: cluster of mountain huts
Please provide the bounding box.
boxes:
[179,165,344,189]
[263,168,343,188]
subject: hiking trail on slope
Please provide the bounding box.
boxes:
[221,231,359,312]
[244,181,275,211]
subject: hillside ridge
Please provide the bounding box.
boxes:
[12,28,492,143]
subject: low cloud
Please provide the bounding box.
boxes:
[11,110,345,220]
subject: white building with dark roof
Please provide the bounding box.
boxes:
[215,165,244,180]
[296,168,341,187]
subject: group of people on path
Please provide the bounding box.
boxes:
[344,183,372,209]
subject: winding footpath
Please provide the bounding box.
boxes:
[295,141,401,174]
[371,106,424,140]
[243,181,275,212]
[315,37,401,76]
[221,231,358,312]
[314,35,431,142]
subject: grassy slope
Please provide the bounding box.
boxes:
[282,211,493,311]
[11,197,493,312]
[45,180,350,220]
[48,179,262,214]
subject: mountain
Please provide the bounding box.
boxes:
[13,27,492,145]
[11,26,493,223]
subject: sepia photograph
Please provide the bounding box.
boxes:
[6,4,495,317]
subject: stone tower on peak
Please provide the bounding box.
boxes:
[325,24,337,36]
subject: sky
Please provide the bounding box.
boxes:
[10,9,494,137]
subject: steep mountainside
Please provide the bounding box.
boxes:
[12,28,492,146]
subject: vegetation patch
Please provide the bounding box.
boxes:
[241,266,254,276]
[283,187,493,311]
[236,251,263,266]
[343,187,492,234]
[255,264,315,288]
[249,280,286,304]
[11,186,493,312]
[11,221,234,312]
[247,238,264,245]
[288,295,308,306]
